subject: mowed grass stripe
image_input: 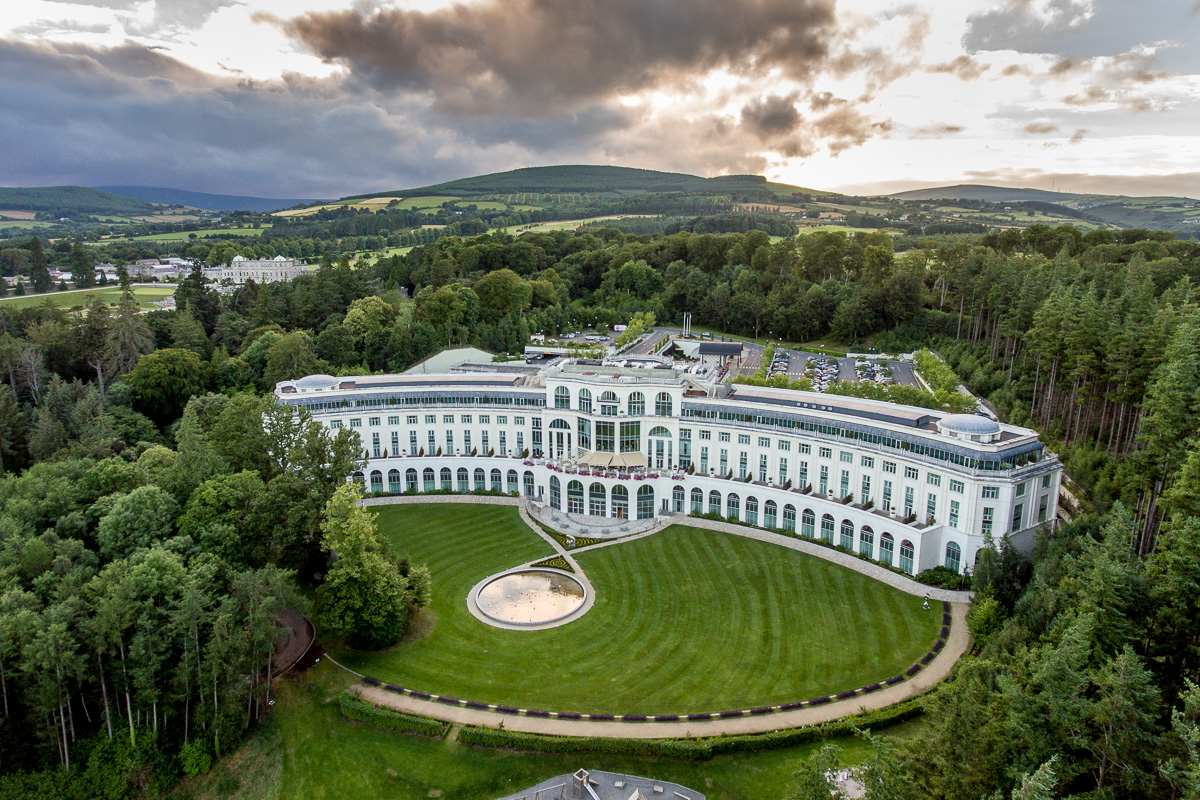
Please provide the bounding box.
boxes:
[339,506,939,714]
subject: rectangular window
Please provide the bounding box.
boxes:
[861,455,874,468]
[409,431,417,453]
[330,420,343,429]
[759,454,768,482]
[982,507,994,534]
[461,415,472,424]
[480,415,489,424]
[680,428,692,440]
[1042,474,1051,489]
[446,431,454,451]
[1038,496,1049,522]
[983,486,999,499]
[861,475,871,504]
[927,473,941,487]
[840,469,850,497]
[882,480,893,512]
[699,446,709,473]
[840,451,853,463]
[738,452,748,479]
[949,499,960,529]
[950,479,964,494]
[1016,481,1027,497]
[800,443,811,454]
[515,416,525,426]
[720,449,728,474]
[904,466,918,480]
[407,415,417,425]
[391,431,399,454]
[350,418,362,428]
[372,432,381,458]
[778,440,790,451]
[482,432,489,452]
[499,431,506,453]
[596,421,615,453]
[799,461,808,488]
[427,431,436,451]
[904,486,914,517]
[576,418,590,450]
[779,457,788,485]
[719,432,731,442]
[820,447,832,459]
[368,416,380,427]
[1011,503,1023,532]
[619,421,640,453]
[926,494,936,523]
[517,432,524,453]
[464,431,472,451]
[819,465,829,495]
[443,415,453,424]
[700,429,712,440]
[738,434,750,445]
[425,414,436,424]
[758,436,770,448]
[388,415,399,426]
[883,460,896,474]
[497,415,507,425]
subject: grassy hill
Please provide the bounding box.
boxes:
[97,185,324,213]
[0,186,156,216]
[344,165,817,201]
[891,184,1092,203]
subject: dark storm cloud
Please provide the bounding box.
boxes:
[814,107,892,155]
[267,0,838,116]
[741,94,803,139]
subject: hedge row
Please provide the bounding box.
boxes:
[455,697,926,760]
[339,695,449,737]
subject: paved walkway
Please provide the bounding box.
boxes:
[342,603,968,738]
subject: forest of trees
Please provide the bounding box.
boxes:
[1,219,1200,797]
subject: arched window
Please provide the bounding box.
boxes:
[840,519,854,549]
[554,386,570,409]
[352,471,365,487]
[672,485,685,512]
[801,508,815,537]
[422,468,435,491]
[388,469,401,494]
[628,392,645,416]
[589,482,606,516]
[745,496,759,526]
[523,471,535,497]
[370,470,383,493]
[783,503,796,532]
[880,533,895,565]
[727,493,740,521]
[474,468,486,491]
[821,514,835,542]
[691,487,704,513]
[405,468,417,492]
[764,500,777,529]
[600,391,619,416]
[567,480,584,514]
[549,419,571,430]
[655,392,672,416]
[490,468,503,492]
[550,476,561,509]
[507,469,519,494]
[636,485,655,519]
[859,526,874,559]
[945,541,962,573]
[457,467,469,492]
[439,467,452,490]
[612,485,629,518]
[708,490,722,515]
[578,388,592,414]
[899,540,915,574]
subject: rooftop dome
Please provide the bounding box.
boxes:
[938,413,1001,436]
[293,374,340,390]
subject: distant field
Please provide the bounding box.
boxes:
[0,220,57,230]
[0,210,36,220]
[0,286,174,310]
[454,200,506,211]
[505,214,652,234]
[795,224,895,235]
[118,226,268,242]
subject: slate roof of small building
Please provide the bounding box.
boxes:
[697,342,742,356]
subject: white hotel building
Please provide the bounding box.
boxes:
[274,360,1061,576]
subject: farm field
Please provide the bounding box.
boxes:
[117,226,268,242]
[332,504,939,716]
[0,285,175,310]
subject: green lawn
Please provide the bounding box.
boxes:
[0,286,174,310]
[172,659,922,800]
[120,227,267,242]
[333,505,939,715]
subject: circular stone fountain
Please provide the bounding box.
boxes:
[474,569,587,627]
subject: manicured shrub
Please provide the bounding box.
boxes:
[339,695,448,737]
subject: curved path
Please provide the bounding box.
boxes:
[349,494,973,737]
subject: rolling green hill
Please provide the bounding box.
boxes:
[891,184,1092,203]
[0,186,156,216]
[344,165,816,201]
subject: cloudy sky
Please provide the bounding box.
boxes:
[1,0,1198,198]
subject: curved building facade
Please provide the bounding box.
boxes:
[274,360,1061,576]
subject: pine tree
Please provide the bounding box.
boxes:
[28,238,51,293]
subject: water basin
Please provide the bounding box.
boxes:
[476,570,586,626]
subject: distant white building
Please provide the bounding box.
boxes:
[203,255,307,287]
